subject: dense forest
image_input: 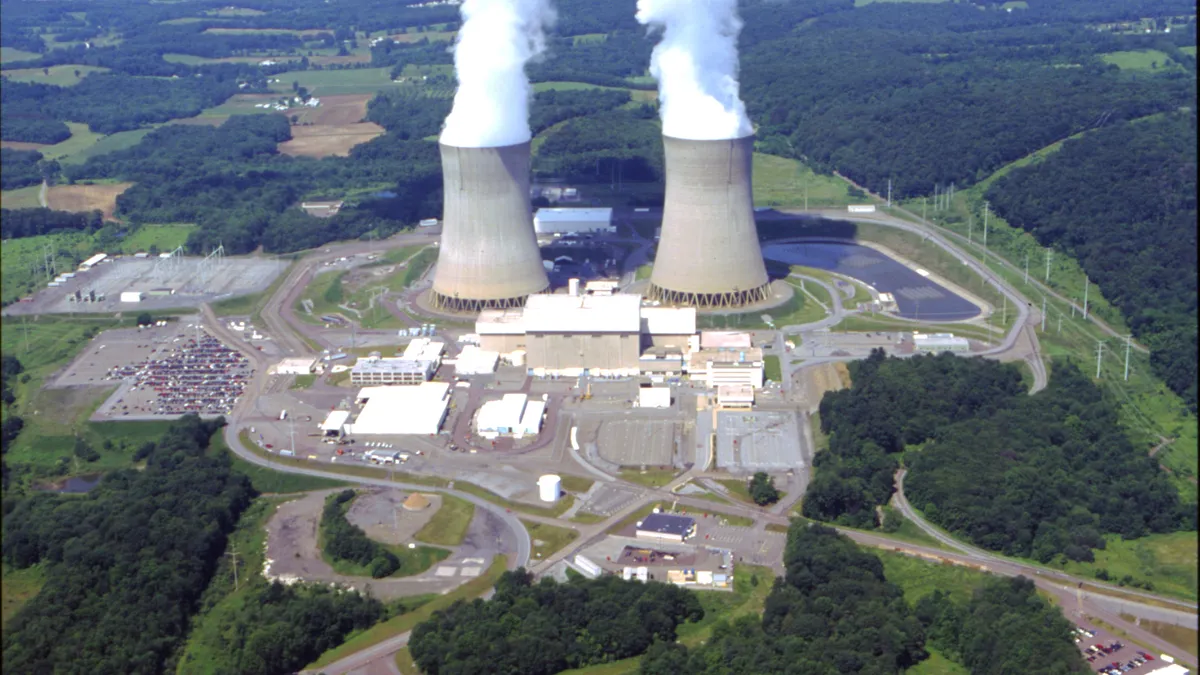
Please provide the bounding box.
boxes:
[916,576,1090,675]
[806,350,1193,562]
[321,489,400,578]
[0,415,255,674]
[0,207,105,239]
[0,148,44,190]
[535,108,664,183]
[0,114,71,145]
[987,112,1198,412]
[638,523,927,674]
[409,569,703,674]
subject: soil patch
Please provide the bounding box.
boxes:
[45,183,133,221]
[300,94,373,125]
[278,122,384,158]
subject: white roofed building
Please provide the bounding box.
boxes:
[524,294,641,377]
[350,357,436,385]
[402,338,445,364]
[276,357,318,375]
[534,207,615,234]
[453,345,500,376]
[913,333,970,352]
[640,306,696,348]
[349,383,450,435]
[320,410,350,435]
[688,347,765,389]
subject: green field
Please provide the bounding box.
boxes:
[0,184,43,210]
[452,481,576,518]
[0,47,42,64]
[32,122,104,162]
[522,520,580,561]
[752,153,854,208]
[559,475,595,493]
[618,467,678,488]
[1100,50,1179,71]
[117,224,195,252]
[763,355,782,382]
[874,549,991,605]
[531,81,657,103]
[1,564,47,629]
[0,64,109,86]
[1182,46,1197,56]
[413,494,475,546]
[319,507,451,580]
[1050,531,1198,601]
[267,67,399,95]
[59,127,158,165]
[305,556,508,671]
[791,264,873,305]
[674,563,776,646]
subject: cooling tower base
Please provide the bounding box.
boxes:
[430,287,548,313]
[646,282,772,309]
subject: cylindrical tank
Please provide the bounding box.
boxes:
[537,474,561,503]
[568,278,580,296]
[648,134,769,308]
[431,142,550,312]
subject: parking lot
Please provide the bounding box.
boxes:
[89,325,252,418]
[715,410,805,473]
[1073,620,1167,675]
[597,419,679,466]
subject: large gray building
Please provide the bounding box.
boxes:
[648,135,770,308]
[431,142,550,312]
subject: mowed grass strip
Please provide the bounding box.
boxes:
[414,494,475,546]
[523,519,580,561]
[305,555,509,670]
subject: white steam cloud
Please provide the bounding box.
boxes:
[440,0,554,148]
[636,0,752,140]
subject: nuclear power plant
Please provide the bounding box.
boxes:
[430,141,550,313]
[647,134,770,309]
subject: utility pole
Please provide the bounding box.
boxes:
[225,547,239,590]
[1040,296,1047,332]
[922,197,927,221]
[289,414,296,457]
[1057,312,1062,335]
[1082,278,1089,320]
[886,179,892,208]
[982,203,989,251]
[1023,253,1029,285]
[1095,340,1105,378]
[1002,293,1007,327]
[968,213,973,244]
[933,184,939,212]
[1124,335,1132,381]
[1044,249,1052,283]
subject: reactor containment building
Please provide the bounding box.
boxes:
[431,141,550,312]
[648,134,770,309]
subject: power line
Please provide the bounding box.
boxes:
[1095,340,1105,379]
[1124,334,1132,381]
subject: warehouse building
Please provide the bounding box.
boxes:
[688,347,764,389]
[523,294,642,377]
[276,357,318,375]
[319,410,350,436]
[636,513,696,543]
[350,357,436,385]
[402,338,445,364]
[913,332,970,352]
[453,345,500,376]
[475,308,526,353]
[534,207,615,235]
[476,393,545,438]
[640,307,696,348]
[347,382,450,435]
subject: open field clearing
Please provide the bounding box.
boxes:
[119,224,195,252]
[202,27,329,37]
[390,30,455,43]
[310,52,373,65]
[164,53,301,65]
[278,123,383,157]
[753,153,854,208]
[0,46,41,64]
[1100,50,1181,71]
[45,183,133,220]
[1,185,43,210]
[268,67,401,96]
[294,93,372,125]
[0,65,110,86]
[28,122,103,162]
[59,128,156,165]
[0,141,49,151]
[1052,532,1198,602]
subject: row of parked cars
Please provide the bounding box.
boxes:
[1074,627,1157,675]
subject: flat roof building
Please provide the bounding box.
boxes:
[319,410,350,435]
[276,357,318,375]
[350,357,436,386]
[477,393,543,438]
[700,331,753,349]
[636,513,696,543]
[454,345,499,376]
[913,333,970,352]
[688,347,765,389]
[717,383,754,409]
[402,338,445,364]
[349,383,450,435]
[524,294,641,377]
[534,207,615,234]
[641,307,696,348]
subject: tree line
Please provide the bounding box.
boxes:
[0,148,45,190]
[1,414,255,674]
[986,111,1197,413]
[804,350,1193,563]
[409,568,703,674]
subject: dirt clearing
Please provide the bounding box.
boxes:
[299,94,373,125]
[45,183,133,221]
[278,123,384,157]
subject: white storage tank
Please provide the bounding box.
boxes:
[537,474,561,503]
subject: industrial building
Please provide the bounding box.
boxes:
[688,346,765,389]
[452,345,500,375]
[347,383,450,435]
[913,333,970,352]
[523,294,642,377]
[637,385,671,408]
[431,142,549,312]
[79,253,107,270]
[476,393,545,438]
[534,207,615,235]
[276,357,318,375]
[640,307,697,348]
[636,513,696,543]
[350,357,436,385]
[402,338,445,364]
[319,410,350,436]
[700,331,752,349]
[717,384,754,409]
[648,135,770,309]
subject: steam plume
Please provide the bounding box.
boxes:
[636,0,752,140]
[440,0,554,148]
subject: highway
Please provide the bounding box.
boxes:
[197,223,1192,672]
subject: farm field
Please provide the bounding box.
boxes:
[0,46,41,64]
[532,80,657,102]
[202,27,328,37]
[0,64,110,86]
[1100,49,1180,71]
[45,183,134,220]
[1,184,44,210]
[59,128,156,165]
[267,67,402,96]
[389,30,455,43]
[119,224,195,253]
[278,123,383,157]
[163,53,301,65]
[28,122,104,162]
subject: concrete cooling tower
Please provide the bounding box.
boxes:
[431,141,549,312]
[648,134,770,309]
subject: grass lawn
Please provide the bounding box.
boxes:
[697,280,823,330]
[306,555,508,670]
[752,153,853,209]
[834,314,999,343]
[765,523,790,534]
[873,549,991,606]
[320,516,451,579]
[1118,614,1199,655]
[1,564,47,629]
[1099,50,1179,71]
[790,265,874,306]
[674,563,776,646]
[570,511,607,524]
[0,47,41,64]
[59,127,157,165]
[35,122,104,162]
[294,269,347,324]
[414,494,475,546]
[1050,531,1197,602]
[118,224,195,252]
[561,659,641,675]
[1,185,43,210]
[763,355,782,382]
[634,263,652,281]
[810,411,829,452]
[290,374,317,389]
[907,648,970,675]
[0,64,109,86]
[394,647,420,675]
[523,519,580,561]
[618,467,679,488]
[452,480,576,518]
[560,474,595,493]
